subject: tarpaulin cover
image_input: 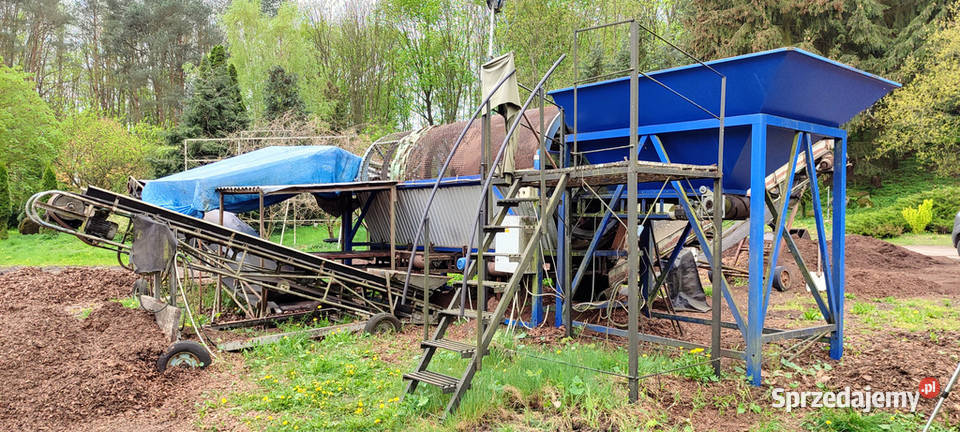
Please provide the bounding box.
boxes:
[142,146,361,217]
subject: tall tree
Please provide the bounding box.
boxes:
[873,8,960,176]
[0,61,59,210]
[681,0,950,180]
[159,45,249,176]
[101,0,221,124]
[174,45,249,141]
[263,65,307,121]
[222,0,325,121]
[384,0,483,125]
[306,2,407,131]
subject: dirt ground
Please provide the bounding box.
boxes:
[1,234,959,431]
[0,267,234,432]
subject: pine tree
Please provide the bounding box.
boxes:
[0,165,10,240]
[264,65,308,121]
[158,45,250,176]
[41,165,57,191]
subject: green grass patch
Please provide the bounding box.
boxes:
[112,296,140,309]
[803,409,952,431]
[884,233,953,247]
[268,225,368,253]
[0,230,118,266]
[853,298,960,332]
[204,326,722,431]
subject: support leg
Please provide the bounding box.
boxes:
[830,135,847,359]
[746,122,767,385]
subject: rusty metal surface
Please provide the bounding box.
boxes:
[378,107,559,181]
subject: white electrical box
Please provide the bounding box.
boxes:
[493,214,533,274]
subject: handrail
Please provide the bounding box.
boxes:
[399,69,518,304]
[457,54,567,313]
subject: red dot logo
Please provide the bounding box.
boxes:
[920,377,940,399]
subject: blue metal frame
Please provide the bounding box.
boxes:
[555,113,848,386]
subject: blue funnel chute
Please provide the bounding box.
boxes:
[548,48,899,194]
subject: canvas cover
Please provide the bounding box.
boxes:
[142,146,361,218]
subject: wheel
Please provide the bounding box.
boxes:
[772,266,790,292]
[364,313,401,335]
[157,341,212,372]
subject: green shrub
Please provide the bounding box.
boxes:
[41,165,57,191]
[847,186,960,237]
[901,199,933,233]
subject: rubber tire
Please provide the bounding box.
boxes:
[364,313,402,335]
[772,266,790,292]
[157,341,212,373]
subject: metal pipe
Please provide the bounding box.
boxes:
[626,19,640,403]
[423,217,430,340]
[711,75,726,376]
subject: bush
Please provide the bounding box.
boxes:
[901,199,934,233]
[57,112,154,191]
[41,165,57,191]
[0,165,9,239]
[847,187,960,237]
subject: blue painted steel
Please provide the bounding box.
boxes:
[746,121,767,386]
[549,49,899,194]
[830,135,848,359]
[552,48,898,131]
[351,191,378,240]
[804,134,835,318]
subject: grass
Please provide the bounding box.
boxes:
[112,296,140,309]
[0,223,368,267]
[268,225,368,253]
[802,409,952,431]
[200,326,719,431]
[0,230,118,266]
[884,233,952,246]
[851,298,960,332]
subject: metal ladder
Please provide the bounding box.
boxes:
[402,173,569,417]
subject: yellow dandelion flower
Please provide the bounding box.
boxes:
[358,400,364,407]
[267,416,273,421]
[689,348,704,354]
[282,420,288,425]
[375,418,382,424]
[262,396,270,402]
[355,407,363,414]
[825,420,832,425]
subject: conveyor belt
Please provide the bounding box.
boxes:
[28,186,425,321]
[83,186,389,287]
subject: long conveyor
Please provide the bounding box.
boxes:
[27,186,425,321]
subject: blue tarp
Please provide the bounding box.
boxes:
[142,146,361,218]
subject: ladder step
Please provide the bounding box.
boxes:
[464,279,509,292]
[496,197,539,207]
[438,308,494,322]
[469,251,520,258]
[421,339,476,357]
[482,225,523,233]
[403,370,459,393]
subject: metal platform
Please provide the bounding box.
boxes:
[515,159,719,187]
